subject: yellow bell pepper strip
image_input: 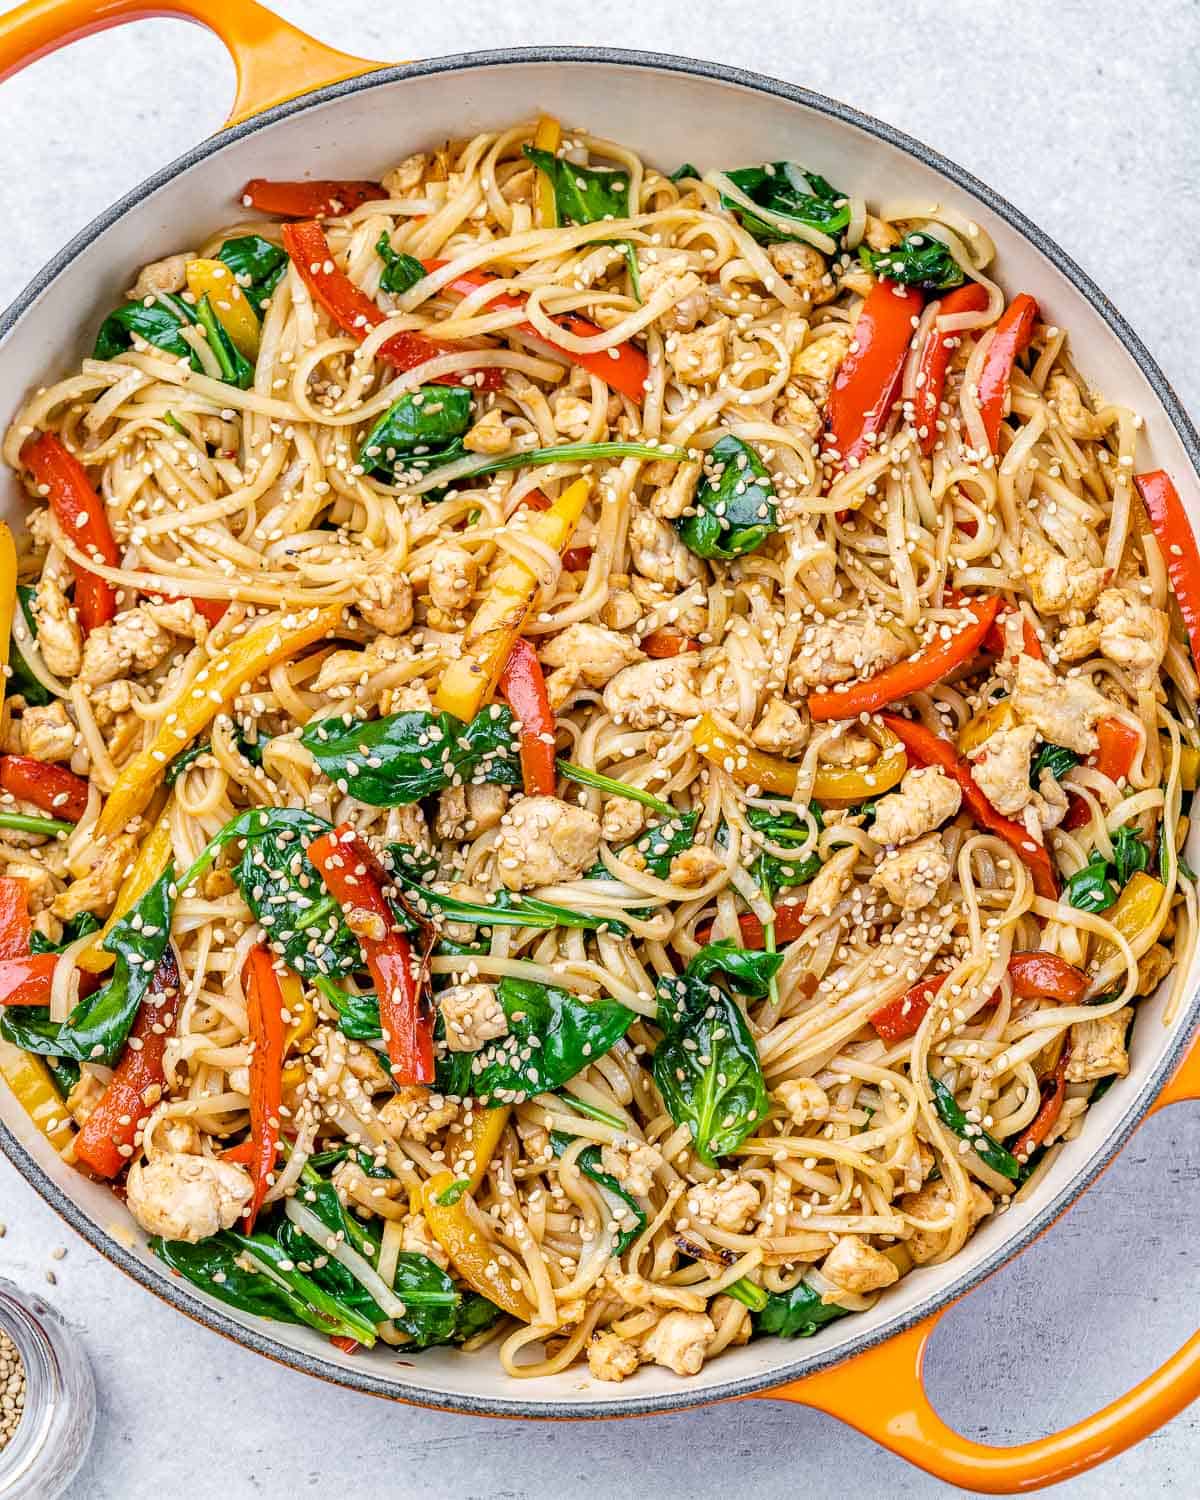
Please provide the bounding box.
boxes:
[186,258,262,361]
[77,801,173,973]
[1092,871,1167,972]
[812,724,907,802]
[454,1106,512,1193]
[94,603,343,845]
[956,699,1015,758]
[0,522,15,720]
[422,1169,535,1322]
[280,971,318,1092]
[1168,739,1200,791]
[0,1039,74,1153]
[531,114,561,228]
[693,712,906,802]
[434,479,590,721]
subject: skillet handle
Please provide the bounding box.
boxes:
[760,1028,1200,1493]
[0,0,382,125]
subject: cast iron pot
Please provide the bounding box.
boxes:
[1,2,1199,1488]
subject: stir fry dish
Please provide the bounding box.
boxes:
[0,117,1195,1381]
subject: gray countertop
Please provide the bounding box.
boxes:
[0,2,1197,1494]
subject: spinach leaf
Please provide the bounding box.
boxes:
[1032,742,1079,782]
[860,231,964,291]
[9,584,52,707]
[357,386,475,480]
[669,163,699,184]
[436,975,635,1103]
[550,1131,646,1254]
[1112,825,1149,887]
[1064,850,1118,914]
[44,1056,81,1099]
[301,705,520,806]
[523,147,631,224]
[217,234,289,313]
[743,800,823,897]
[652,971,769,1167]
[374,232,427,294]
[194,295,254,389]
[164,741,212,787]
[676,435,777,561]
[93,294,196,364]
[29,911,100,957]
[452,1293,504,1344]
[928,1072,1020,1181]
[322,981,383,1041]
[720,162,849,246]
[754,1277,853,1339]
[687,940,783,998]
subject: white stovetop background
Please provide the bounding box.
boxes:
[0,2,1197,1495]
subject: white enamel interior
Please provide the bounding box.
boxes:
[0,54,1197,1415]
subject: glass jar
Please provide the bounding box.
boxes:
[0,1278,94,1498]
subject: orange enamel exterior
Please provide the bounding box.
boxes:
[0,0,1198,1487]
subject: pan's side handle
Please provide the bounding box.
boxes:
[759,1029,1200,1493]
[0,0,382,125]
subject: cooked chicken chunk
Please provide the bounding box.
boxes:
[1011,655,1110,756]
[1056,619,1102,662]
[685,1177,759,1232]
[767,242,835,304]
[400,1212,450,1271]
[871,832,950,911]
[439,983,508,1052]
[640,1311,715,1376]
[1066,1008,1133,1082]
[129,253,190,300]
[1096,587,1169,690]
[587,1329,641,1382]
[821,1234,900,1295]
[628,509,706,591]
[750,698,808,756]
[603,657,702,729]
[790,617,905,691]
[1136,943,1174,998]
[1020,534,1105,616]
[358,572,413,635]
[775,1077,831,1127]
[791,326,852,403]
[493,795,602,890]
[312,638,408,696]
[648,459,702,520]
[125,1152,253,1243]
[640,252,710,333]
[775,386,823,446]
[1047,372,1107,441]
[79,599,206,688]
[600,586,642,632]
[540,622,643,687]
[804,844,857,917]
[463,408,511,454]
[902,1176,993,1264]
[428,545,478,615]
[32,570,81,678]
[872,766,963,846]
[599,1138,664,1198]
[378,1085,457,1143]
[382,153,427,195]
[52,832,137,921]
[666,318,728,384]
[601,796,644,844]
[3,700,76,762]
[967,723,1038,817]
[667,844,725,889]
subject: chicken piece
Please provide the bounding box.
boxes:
[790,616,905,691]
[382,153,427,195]
[129,253,190,300]
[493,795,602,891]
[79,600,206,689]
[467,783,508,833]
[600,587,642,632]
[312,638,407,695]
[817,729,877,767]
[3,700,76,762]
[640,252,711,333]
[5,861,58,915]
[380,679,433,716]
[551,393,594,441]
[820,1234,900,1295]
[640,1311,715,1377]
[601,796,644,844]
[428,545,478,616]
[903,1176,994,1264]
[751,698,809,756]
[666,318,729,385]
[776,1077,831,1127]
[386,803,429,851]
[628,509,706,591]
[438,982,508,1053]
[345,1043,392,1094]
[668,844,725,889]
[462,408,512,454]
[791,326,853,404]
[1096,587,1169,690]
[1047,372,1107,441]
[587,1329,641,1382]
[52,832,137,921]
[629,577,707,637]
[1011,655,1110,756]
[608,1270,707,1313]
[125,1152,253,1243]
[378,1085,458,1143]
[803,844,857,918]
[649,460,702,521]
[685,1177,759,1232]
[1019,534,1105,616]
[872,765,963,846]
[767,242,835,304]
[88,678,136,735]
[400,1212,450,1271]
[540,622,643,687]
[1033,769,1070,834]
[1056,619,1103,662]
[1136,943,1173,998]
[603,657,702,729]
[967,723,1038,818]
[599,1138,664,1197]
[870,832,950,912]
[358,572,414,635]
[32,571,82,678]
[697,647,741,720]
[1066,1008,1133,1082]
[544,663,582,712]
[863,215,901,252]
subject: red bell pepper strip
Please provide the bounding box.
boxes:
[824,280,924,468]
[977,294,1038,452]
[982,605,1044,661]
[641,627,700,658]
[1135,469,1200,673]
[695,901,807,950]
[279,222,501,391]
[307,824,434,1086]
[0,877,32,960]
[241,945,288,1231]
[0,954,60,1007]
[808,596,1001,722]
[1064,716,1143,830]
[423,261,650,404]
[880,712,1060,900]
[913,282,990,454]
[0,755,89,822]
[21,432,120,632]
[221,1139,255,1166]
[1011,1043,1071,1164]
[74,947,181,1178]
[1007,951,1088,1003]
[496,639,557,797]
[329,1335,361,1355]
[241,179,382,218]
[870,974,948,1043]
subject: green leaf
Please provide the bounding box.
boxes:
[556,759,674,817]
[321,979,383,1040]
[44,1056,81,1099]
[387,873,625,936]
[217,235,288,314]
[652,972,769,1167]
[1032,742,1079,782]
[164,740,212,787]
[374,232,428,294]
[686,940,783,998]
[93,295,197,363]
[742,800,823,897]
[928,1072,1019,1181]
[1111,825,1149,887]
[194,295,254,390]
[860,231,964,290]
[301,705,520,807]
[720,162,849,246]
[1064,851,1119,914]
[357,385,475,480]
[676,435,777,561]
[9,584,51,708]
[754,1277,853,1339]
[724,1278,769,1313]
[549,1131,646,1254]
[669,163,699,183]
[29,910,100,957]
[436,975,634,1103]
[523,146,631,225]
